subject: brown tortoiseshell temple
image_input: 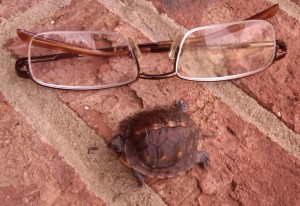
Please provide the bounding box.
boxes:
[15,4,286,81]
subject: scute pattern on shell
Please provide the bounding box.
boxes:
[119,106,200,178]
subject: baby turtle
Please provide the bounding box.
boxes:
[108,101,209,186]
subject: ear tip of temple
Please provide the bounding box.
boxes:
[270,4,279,13]
[16,29,32,43]
[270,4,280,16]
[272,4,279,11]
[16,29,22,37]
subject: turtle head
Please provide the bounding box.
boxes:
[174,99,188,113]
[108,134,124,155]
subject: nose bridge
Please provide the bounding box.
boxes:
[128,37,179,79]
[138,71,177,79]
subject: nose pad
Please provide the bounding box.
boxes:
[274,40,287,61]
[128,37,142,60]
[168,32,183,59]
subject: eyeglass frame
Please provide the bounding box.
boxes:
[15,4,287,90]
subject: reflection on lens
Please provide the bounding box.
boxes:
[28,31,138,89]
[176,20,275,80]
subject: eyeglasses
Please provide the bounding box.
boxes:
[15,4,286,90]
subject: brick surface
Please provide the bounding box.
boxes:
[290,0,300,6]
[2,0,300,205]
[0,92,105,206]
[132,80,300,205]
[146,0,300,134]
[0,0,40,24]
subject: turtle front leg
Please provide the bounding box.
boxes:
[108,134,124,155]
[132,169,145,187]
[198,151,209,168]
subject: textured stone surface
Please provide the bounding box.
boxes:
[290,0,300,6]
[0,92,106,206]
[0,0,40,24]
[2,0,300,205]
[2,1,167,205]
[147,0,300,134]
[131,80,300,205]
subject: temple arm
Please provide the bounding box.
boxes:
[17,4,280,56]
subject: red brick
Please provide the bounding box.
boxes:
[147,0,300,134]
[130,79,300,205]
[0,0,40,23]
[0,92,105,206]
[5,0,300,205]
[290,0,300,6]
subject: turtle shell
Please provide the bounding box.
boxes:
[119,106,200,178]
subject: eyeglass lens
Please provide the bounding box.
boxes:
[176,20,275,80]
[28,32,138,89]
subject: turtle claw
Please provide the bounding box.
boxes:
[198,151,209,168]
[132,169,145,187]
